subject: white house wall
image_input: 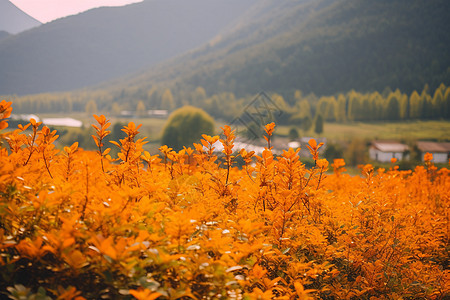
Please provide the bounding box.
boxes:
[422,152,448,163]
[370,149,406,162]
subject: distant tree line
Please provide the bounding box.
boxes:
[5,83,450,125]
[312,84,450,122]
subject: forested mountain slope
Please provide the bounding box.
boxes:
[125,0,450,97]
[0,0,257,95]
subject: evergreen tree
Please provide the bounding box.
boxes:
[301,115,313,132]
[146,88,157,108]
[336,94,347,122]
[271,93,288,112]
[136,100,146,117]
[288,127,300,141]
[317,97,329,116]
[432,89,444,119]
[347,93,361,121]
[369,92,383,121]
[419,85,432,119]
[399,94,409,120]
[298,100,312,119]
[409,91,421,119]
[314,114,324,135]
[420,94,432,119]
[161,89,175,111]
[195,86,207,100]
[325,97,337,122]
[294,90,303,102]
[443,87,450,119]
[85,100,97,115]
[63,97,73,113]
[386,95,400,121]
[361,98,371,121]
[191,86,207,106]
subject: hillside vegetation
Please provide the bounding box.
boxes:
[0,0,257,95]
[127,0,450,97]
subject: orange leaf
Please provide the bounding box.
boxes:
[129,289,161,300]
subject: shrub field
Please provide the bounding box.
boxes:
[0,101,448,299]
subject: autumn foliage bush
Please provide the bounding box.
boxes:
[0,100,449,299]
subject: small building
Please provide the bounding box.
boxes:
[119,110,168,118]
[369,141,409,162]
[417,141,450,163]
[42,117,83,128]
[148,110,168,118]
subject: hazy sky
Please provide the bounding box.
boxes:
[10,0,143,23]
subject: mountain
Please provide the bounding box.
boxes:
[0,31,10,41]
[3,0,449,99]
[123,0,450,97]
[0,0,257,95]
[0,0,41,34]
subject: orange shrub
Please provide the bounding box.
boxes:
[0,108,448,299]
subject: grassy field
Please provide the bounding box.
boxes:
[276,120,450,142]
